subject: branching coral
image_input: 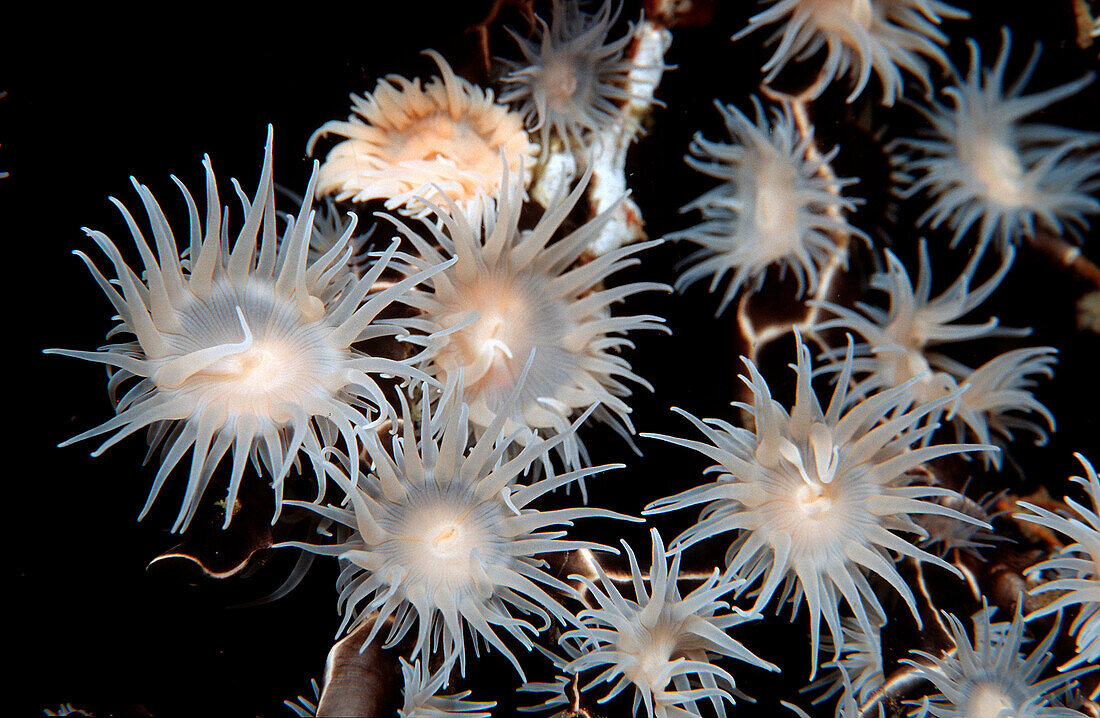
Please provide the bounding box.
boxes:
[671,97,865,315]
[500,0,640,153]
[644,334,993,675]
[904,605,1094,717]
[896,27,1100,255]
[278,385,630,679]
[390,161,667,471]
[563,528,777,718]
[46,129,446,531]
[308,50,537,229]
[1016,454,1100,687]
[735,0,969,105]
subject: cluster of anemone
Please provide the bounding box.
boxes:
[562,528,776,718]
[671,96,865,314]
[895,27,1100,256]
[1016,454,1100,695]
[735,0,969,105]
[500,0,640,154]
[390,162,667,471]
[643,333,993,675]
[47,129,447,532]
[307,50,537,229]
[814,239,1057,468]
[904,604,1095,717]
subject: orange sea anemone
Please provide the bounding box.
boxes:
[308,50,538,229]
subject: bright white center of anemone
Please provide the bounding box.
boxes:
[753,162,799,250]
[541,56,582,113]
[795,482,834,518]
[965,681,1016,718]
[964,133,1029,207]
[813,0,874,33]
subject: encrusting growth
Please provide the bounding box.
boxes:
[47,128,447,531]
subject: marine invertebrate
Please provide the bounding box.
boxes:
[904,604,1094,718]
[644,335,993,675]
[814,240,1056,467]
[391,161,666,470]
[563,528,776,718]
[500,0,639,153]
[808,618,885,716]
[278,385,629,678]
[671,97,864,315]
[46,129,446,531]
[735,0,968,105]
[896,27,1100,255]
[1016,454,1100,686]
[308,50,537,229]
[399,657,495,717]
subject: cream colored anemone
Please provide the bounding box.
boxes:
[390,163,667,471]
[47,129,447,532]
[308,50,537,229]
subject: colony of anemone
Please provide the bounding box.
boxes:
[672,96,866,314]
[37,0,1100,715]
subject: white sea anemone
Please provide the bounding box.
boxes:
[399,657,495,718]
[308,50,537,229]
[278,386,629,679]
[915,487,1007,558]
[643,334,994,676]
[390,161,667,471]
[814,240,1056,468]
[46,129,446,531]
[500,0,639,153]
[808,617,885,717]
[904,604,1094,718]
[563,528,777,718]
[672,97,864,315]
[1016,454,1100,687]
[896,28,1100,255]
[735,0,968,105]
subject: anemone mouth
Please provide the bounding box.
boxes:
[158,279,343,420]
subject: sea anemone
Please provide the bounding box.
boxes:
[563,528,777,718]
[307,50,537,229]
[896,27,1100,255]
[1016,454,1100,687]
[671,97,864,315]
[813,240,1056,468]
[499,0,639,153]
[277,385,630,679]
[399,657,495,718]
[46,129,446,531]
[734,0,968,105]
[643,334,994,675]
[390,161,667,471]
[903,604,1094,717]
[808,618,885,717]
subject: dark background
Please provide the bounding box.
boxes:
[7,1,1099,716]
